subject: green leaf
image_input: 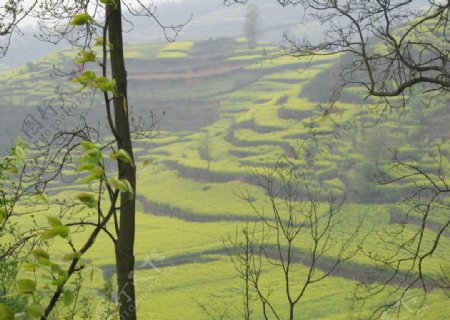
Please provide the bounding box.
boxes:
[32,249,50,260]
[75,192,96,203]
[92,165,104,176]
[80,148,102,164]
[63,252,82,261]
[94,37,105,46]
[0,303,15,320]
[63,290,75,307]
[85,148,102,160]
[51,264,62,273]
[16,279,36,294]
[75,51,96,64]
[108,177,120,190]
[40,229,59,240]
[78,164,103,181]
[71,71,97,86]
[109,149,133,165]
[58,270,68,279]
[55,226,70,238]
[109,178,134,197]
[96,166,105,176]
[69,12,94,26]
[15,137,26,148]
[78,162,95,171]
[78,173,99,184]
[41,226,70,240]
[25,302,45,318]
[80,141,96,151]
[14,145,26,159]
[47,216,62,228]
[52,270,68,286]
[75,192,97,208]
[121,179,134,196]
[92,77,116,92]
[109,178,131,193]
[37,257,52,267]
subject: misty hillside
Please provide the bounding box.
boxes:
[2,37,448,318]
[0,4,448,316]
[0,0,307,72]
[0,0,433,73]
[1,37,449,202]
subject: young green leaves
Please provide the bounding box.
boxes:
[108,178,134,197]
[71,71,116,93]
[32,249,50,264]
[25,303,45,318]
[77,142,134,204]
[40,216,70,240]
[107,149,135,196]
[109,149,134,167]
[16,279,36,295]
[5,138,28,173]
[69,12,94,26]
[0,304,15,320]
[78,141,104,184]
[68,11,117,94]
[91,77,116,92]
[14,243,76,319]
[75,51,96,64]
[75,192,98,209]
[62,290,75,307]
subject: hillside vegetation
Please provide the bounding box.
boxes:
[1,38,449,319]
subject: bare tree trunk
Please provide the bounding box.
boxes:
[107,4,137,320]
[243,227,251,320]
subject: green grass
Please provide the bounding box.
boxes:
[245,53,340,70]
[162,41,194,52]
[1,37,449,320]
[133,255,449,320]
[156,51,188,59]
[138,168,264,218]
[125,43,164,59]
[225,54,263,61]
[156,41,194,59]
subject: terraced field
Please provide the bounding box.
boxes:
[1,39,449,319]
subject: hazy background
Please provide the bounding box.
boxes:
[1,0,314,71]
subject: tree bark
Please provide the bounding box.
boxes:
[107,4,137,320]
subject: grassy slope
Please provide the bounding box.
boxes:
[1,39,449,319]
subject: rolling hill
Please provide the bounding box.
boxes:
[1,37,449,319]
